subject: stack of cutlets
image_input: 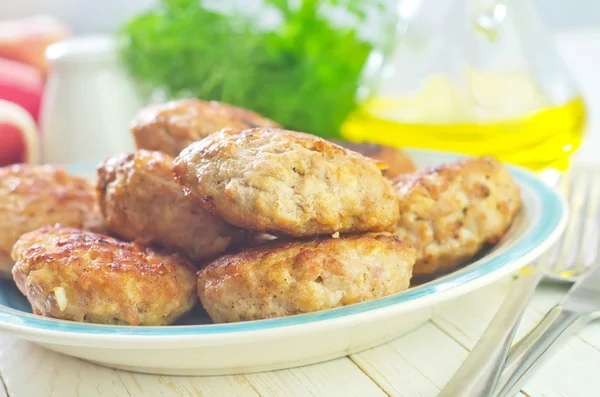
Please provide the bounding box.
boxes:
[2,98,521,326]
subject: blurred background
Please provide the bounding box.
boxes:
[3,0,599,34]
[0,0,598,169]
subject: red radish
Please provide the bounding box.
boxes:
[0,57,44,122]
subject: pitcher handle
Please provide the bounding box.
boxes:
[0,99,40,164]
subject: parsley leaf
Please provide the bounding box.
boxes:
[119,0,394,137]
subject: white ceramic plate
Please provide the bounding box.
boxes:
[0,149,567,375]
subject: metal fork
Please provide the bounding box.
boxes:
[439,166,600,397]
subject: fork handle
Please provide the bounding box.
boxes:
[438,272,541,397]
[492,305,587,397]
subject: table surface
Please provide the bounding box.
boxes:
[2,30,600,397]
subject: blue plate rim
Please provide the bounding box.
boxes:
[0,150,567,337]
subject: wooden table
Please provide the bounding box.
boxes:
[1,280,598,396]
[1,29,599,397]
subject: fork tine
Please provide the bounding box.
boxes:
[553,171,584,275]
[593,174,600,263]
[542,172,571,269]
[539,167,600,280]
[575,168,600,273]
[558,169,588,276]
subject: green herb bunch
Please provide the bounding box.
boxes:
[120,0,394,137]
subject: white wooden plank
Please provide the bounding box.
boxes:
[430,277,600,397]
[351,322,468,397]
[118,372,259,397]
[431,277,571,350]
[385,322,469,389]
[352,342,440,397]
[245,357,385,397]
[0,336,133,397]
[518,334,600,397]
[0,333,385,397]
[0,335,259,397]
[577,321,600,353]
[431,276,514,349]
[0,375,7,397]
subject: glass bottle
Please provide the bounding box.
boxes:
[341,0,586,171]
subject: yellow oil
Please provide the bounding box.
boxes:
[341,96,586,171]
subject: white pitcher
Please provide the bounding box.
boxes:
[40,35,143,164]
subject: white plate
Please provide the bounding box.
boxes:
[0,149,567,375]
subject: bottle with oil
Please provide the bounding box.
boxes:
[342,0,586,171]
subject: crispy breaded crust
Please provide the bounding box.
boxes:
[393,156,522,277]
[97,150,248,263]
[174,128,400,237]
[11,225,197,325]
[197,234,416,323]
[131,99,281,156]
[0,164,96,275]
